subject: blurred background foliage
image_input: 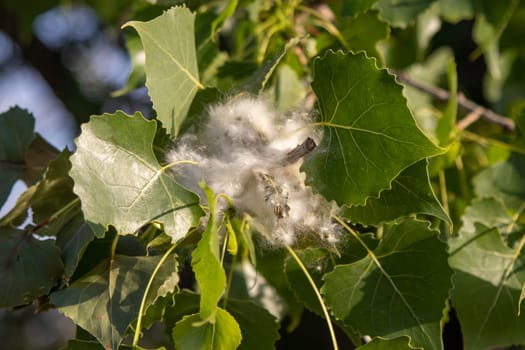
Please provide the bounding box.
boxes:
[1,0,525,349]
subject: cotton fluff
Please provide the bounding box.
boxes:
[166,96,340,246]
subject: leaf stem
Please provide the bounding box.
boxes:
[284,244,339,350]
[110,234,119,258]
[161,160,199,172]
[133,243,178,347]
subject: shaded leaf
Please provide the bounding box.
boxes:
[211,0,238,40]
[343,11,389,59]
[0,107,34,208]
[51,254,178,350]
[60,339,134,350]
[22,133,60,183]
[124,6,202,136]
[227,298,280,350]
[473,153,525,211]
[0,227,63,307]
[56,216,96,279]
[172,308,242,350]
[168,290,281,350]
[334,0,377,17]
[285,248,330,317]
[70,111,203,242]
[322,219,452,350]
[29,149,76,223]
[374,0,436,28]
[356,336,413,349]
[0,150,76,227]
[304,50,442,206]
[449,200,525,349]
[238,38,299,95]
[285,234,378,317]
[342,160,450,225]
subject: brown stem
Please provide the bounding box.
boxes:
[393,71,515,132]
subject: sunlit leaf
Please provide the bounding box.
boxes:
[322,219,452,350]
[124,6,202,136]
[192,184,226,321]
[51,254,178,350]
[0,227,63,307]
[70,111,203,242]
[172,308,242,350]
[304,50,442,206]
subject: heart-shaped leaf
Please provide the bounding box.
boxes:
[322,219,452,349]
[70,111,203,242]
[124,7,203,136]
[51,254,178,350]
[303,50,442,207]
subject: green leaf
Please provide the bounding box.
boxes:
[336,11,389,59]
[192,184,226,321]
[322,219,452,350]
[449,198,525,349]
[172,308,242,350]
[112,33,145,97]
[401,47,454,133]
[0,227,63,307]
[285,248,329,316]
[285,234,378,317]
[374,0,436,28]
[70,111,203,242]
[334,0,378,17]
[60,339,136,350]
[473,153,525,211]
[304,51,442,206]
[227,299,280,350]
[166,292,280,350]
[356,336,413,349]
[274,64,307,110]
[459,198,517,236]
[56,218,96,279]
[124,6,203,136]
[0,107,35,208]
[437,0,475,22]
[238,39,299,95]
[435,59,458,146]
[51,254,178,350]
[30,150,76,223]
[211,0,238,40]
[449,223,525,350]
[0,150,76,227]
[342,160,450,225]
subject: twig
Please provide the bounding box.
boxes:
[456,108,482,131]
[393,71,515,132]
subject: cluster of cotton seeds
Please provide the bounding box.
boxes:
[166,96,340,246]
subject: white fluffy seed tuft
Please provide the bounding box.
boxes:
[167,96,340,247]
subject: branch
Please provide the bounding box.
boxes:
[393,71,515,132]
